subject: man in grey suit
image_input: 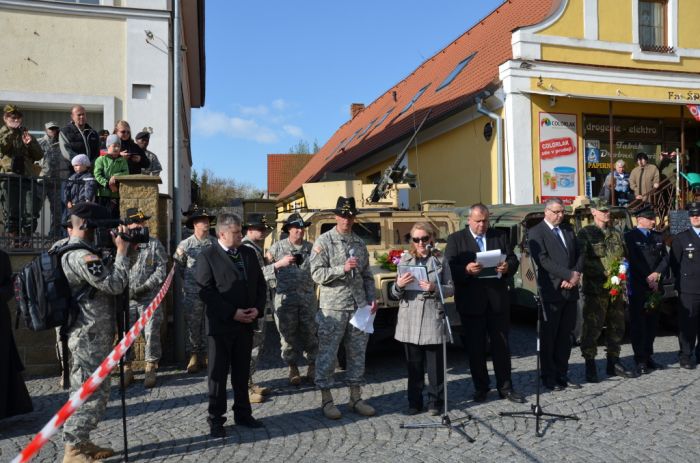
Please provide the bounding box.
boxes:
[528,198,584,391]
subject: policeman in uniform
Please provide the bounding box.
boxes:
[174,206,216,373]
[670,201,700,369]
[310,196,376,420]
[60,203,129,463]
[578,198,636,382]
[266,212,318,386]
[241,213,275,402]
[122,208,167,388]
[624,204,668,374]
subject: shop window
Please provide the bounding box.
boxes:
[638,0,672,53]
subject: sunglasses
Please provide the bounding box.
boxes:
[412,236,430,243]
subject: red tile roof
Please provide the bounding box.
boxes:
[267,154,314,196]
[278,0,559,200]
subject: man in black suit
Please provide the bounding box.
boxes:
[528,198,584,391]
[196,213,267,437]
[445,203,524,403]
[670,201,700,369]
[625,204,668,374]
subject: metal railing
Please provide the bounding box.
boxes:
[0,173,67,252]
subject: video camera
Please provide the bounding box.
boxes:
[92,219,150,249]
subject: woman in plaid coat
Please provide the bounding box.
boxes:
[391,222,454,416]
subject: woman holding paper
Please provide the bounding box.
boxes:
[391,222,454,416]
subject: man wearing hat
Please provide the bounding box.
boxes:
[241,212,275,402]
[60,202,130,462]
[578,198,636,382]
[39,120,72,238]
[0,104,44,240]
[134,131,162,176]
[174,206,216,373]
[122,208,167,388]
[624,204,668,375]
[310,196,376,419]
[266,212,318,386]
[670,201,700,369]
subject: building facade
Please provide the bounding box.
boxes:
[277,0,699,210]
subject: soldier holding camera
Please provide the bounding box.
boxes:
[266,213,318,386]
[122,208,167,388]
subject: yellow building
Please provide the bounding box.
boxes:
[277,0,700,210]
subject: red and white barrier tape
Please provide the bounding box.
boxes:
[12,266,176,463]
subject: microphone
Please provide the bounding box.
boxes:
[349,248,355,278]
[426,243,434,254]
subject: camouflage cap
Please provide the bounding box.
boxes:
[589,198,610,212]
[3,104,22,117]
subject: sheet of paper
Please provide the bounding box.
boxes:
[350,305,375,334]
[397,264,428,292]
[475,250,505,268]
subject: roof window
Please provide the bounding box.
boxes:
[399,84,431,115]
[436,52,476,92]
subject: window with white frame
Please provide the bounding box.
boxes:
[638,0,672,52]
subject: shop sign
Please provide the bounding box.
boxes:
[583,116,662,142]
[539,112,578,203]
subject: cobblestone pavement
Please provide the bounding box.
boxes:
[2,312,700,463]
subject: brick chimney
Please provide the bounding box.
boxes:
[350,103,365,119]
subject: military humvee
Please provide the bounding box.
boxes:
[270,181,464,345]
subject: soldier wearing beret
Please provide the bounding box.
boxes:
[624,204,668,375]
[310,196,376,420]
[670,201,700,369]
[60,203,130,462]
[578,199,636,382]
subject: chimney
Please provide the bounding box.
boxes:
[350,103,365,119]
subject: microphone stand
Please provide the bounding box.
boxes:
[116,290,130,461]
[498,230,579,437]
[400,246,475,442]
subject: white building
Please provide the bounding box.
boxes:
[0,0,205,206]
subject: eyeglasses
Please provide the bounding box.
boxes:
[412,236,430,243]
[546,208,565,215]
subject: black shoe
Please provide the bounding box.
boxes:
[406,407,422,416]
[646,358,664,370]
[428,407,441,416]
[636,362,650,375]
[473,390,488,403]
[585,359,598,383]
[607,357,638,378]
[557,376,582,389]
[235,416,264,428]
[210,425,226,438]
[499,389,526,404]
[679,358,696,370]
[542,378,561,391]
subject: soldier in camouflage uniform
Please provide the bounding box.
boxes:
[174,207,216,373]
[310,197,376,420]
[578,199,636,382]
[60,203,130,463]
[38,121,71,238]
[241,213,275,403]
[266,212,318,386]
[122,208,167,388]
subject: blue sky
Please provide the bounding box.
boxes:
[191,0,503,191]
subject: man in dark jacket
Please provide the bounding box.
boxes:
[444,203,524,404]
[195,213,266,438]
[528,198,584,390]
[59,105,101,164]
[625,204,668,374]
[670,201,700,369]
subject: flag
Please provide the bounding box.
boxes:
[687,104,700,122]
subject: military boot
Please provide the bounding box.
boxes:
[122,362,134,387]
[321,389,342,420]
[249,382,271,397]
[607,356,637,378]
[186,353,199,374]
[82,441,115,459]
[585,359,598,383]
[349,386,376,416]
[289,364,302,386]
[62,444,95,463]
[144,362,157,388]
[305,363,316,383]
[248,384,266,404]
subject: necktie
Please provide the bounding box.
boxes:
[227,248,246,275]
[553,227,567,249]
[476,235,485,252]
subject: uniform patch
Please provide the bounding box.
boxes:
[84,255,104,277]
[83,254,100,263]
[176,247,185,256]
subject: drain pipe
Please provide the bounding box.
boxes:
[476,95,504,205]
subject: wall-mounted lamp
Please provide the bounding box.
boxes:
[549,96,557,107]
[145,30,154,40]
